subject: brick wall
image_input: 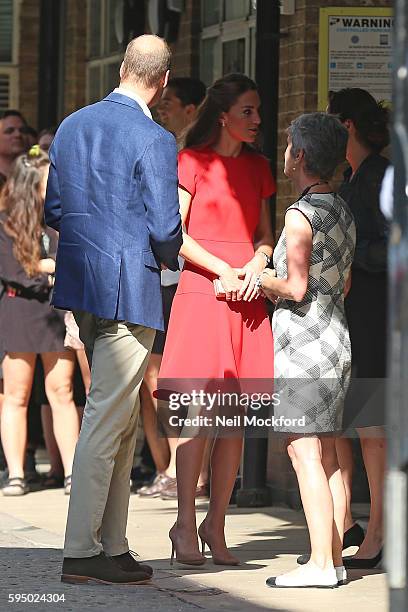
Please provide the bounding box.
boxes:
[18,0,40,128]
[267,0,391,506]
[63,0,86,118]
[276,0,393,231]
[170,0,201,77]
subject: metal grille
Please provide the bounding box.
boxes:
[0,0,13,63]
[0,72,10,111]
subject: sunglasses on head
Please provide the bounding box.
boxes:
[3,126,30,135]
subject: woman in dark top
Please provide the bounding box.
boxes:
[327,88,389,568]
[0,147,79,495]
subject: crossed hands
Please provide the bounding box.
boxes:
[218,257,266,302]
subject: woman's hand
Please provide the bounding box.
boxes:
[237,253,267,302]
[258,269,279,303]
[38,258,55,274]
[261,289,278,304]
[219,266,243,301]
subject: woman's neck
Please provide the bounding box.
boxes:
[347,138,372,175]
[294,175,330,195]
[212,132,243,158]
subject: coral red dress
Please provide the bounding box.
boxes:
[158,147,275,388]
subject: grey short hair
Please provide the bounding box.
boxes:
[287,112,348,180]
[121,35,171,88]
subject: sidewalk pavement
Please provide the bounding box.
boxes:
[0,490,387,612]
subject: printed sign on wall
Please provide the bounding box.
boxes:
[318,7,393,109]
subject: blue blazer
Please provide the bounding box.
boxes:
[45,92,183,330]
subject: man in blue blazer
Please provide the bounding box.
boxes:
[45,35,182,585]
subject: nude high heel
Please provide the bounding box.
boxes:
[169,524,206,567]
[198,522,240,566]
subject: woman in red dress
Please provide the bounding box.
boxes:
[158,74,275,566]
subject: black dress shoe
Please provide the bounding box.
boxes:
[61,552,152,584]
[130,466,155,493]
[343,548,382,569]
[297,523,365,565]
[343,523,365,548]
[112,551,153,576]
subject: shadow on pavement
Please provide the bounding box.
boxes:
[0,547,290,612]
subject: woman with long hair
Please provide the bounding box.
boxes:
[0,146,79,496]
[324,88,389,569]
[157,73,275,566]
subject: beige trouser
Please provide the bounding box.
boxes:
[63,313,155,558]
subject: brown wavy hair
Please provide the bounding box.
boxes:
[0,148,50,277]
[184,73,259,151]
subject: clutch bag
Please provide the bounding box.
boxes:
[213,279,226,298]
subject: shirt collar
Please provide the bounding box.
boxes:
[113,87,152,119]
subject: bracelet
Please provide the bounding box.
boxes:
[256,251,271,266]
[254,274,263,291]
[255,268,276,291]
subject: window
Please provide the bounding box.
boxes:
[0,0,13,62]
[225,0,248,22]
[200,0,257,86]
[86,0,124,103]
[0,0,20,111]
[223,38,245,74]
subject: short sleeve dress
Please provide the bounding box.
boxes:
[0,211,66,354]
[158,147,275,389]
[272,194,356,433]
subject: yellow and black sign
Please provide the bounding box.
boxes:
[318,7,393,109]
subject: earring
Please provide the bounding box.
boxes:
[220,120,225,127]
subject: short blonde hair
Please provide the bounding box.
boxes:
[121,35,171,88]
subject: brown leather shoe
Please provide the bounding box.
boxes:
[112,551,153,576]
[138,473,177,497]
[161,482,209,500]
[61,552,151,585]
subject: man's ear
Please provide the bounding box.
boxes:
[184,103,196,119]
[119,61,125,80]
[163,70,170,89]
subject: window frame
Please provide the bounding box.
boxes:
[86,0,123,104]
[200,0,256,85]
[0,0,21,110]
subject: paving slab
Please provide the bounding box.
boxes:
[0,490,388,612]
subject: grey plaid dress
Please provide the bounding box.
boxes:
[272,193,356,434]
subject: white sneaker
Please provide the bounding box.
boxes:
[335,565,347,585]
[266,561,338,589]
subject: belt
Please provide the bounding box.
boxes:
[0,281,50,302]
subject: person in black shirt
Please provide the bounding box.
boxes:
[327,88,389,569]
